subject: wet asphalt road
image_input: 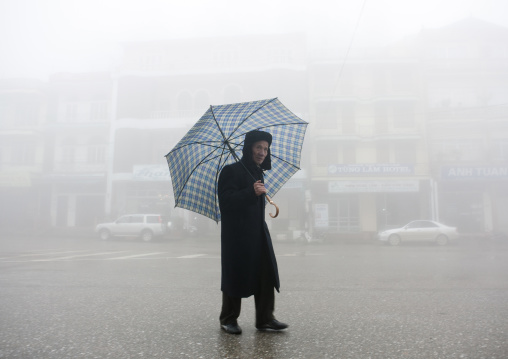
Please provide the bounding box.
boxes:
[1,235,507,359]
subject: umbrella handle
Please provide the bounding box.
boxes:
[265,194,279,218]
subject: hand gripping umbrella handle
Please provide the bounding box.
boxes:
[265,194,279,218]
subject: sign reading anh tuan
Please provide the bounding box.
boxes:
[441,166,508,180]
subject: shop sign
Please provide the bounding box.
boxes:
[314,204,329,227]
[133,165,171,181]
[281,180,303,189]
[441,166,508,180]
[0,172,31,187]
[328,180,419,193]
[328,164,413,176]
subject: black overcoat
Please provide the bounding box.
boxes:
[218,158,280,298]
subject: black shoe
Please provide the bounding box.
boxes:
[221,323,242,334]
[256,319,288,331]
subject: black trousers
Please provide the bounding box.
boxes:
[220,251,275,326]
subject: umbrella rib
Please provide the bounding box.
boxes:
[228,98,278,141]
[210,105,241,162]
[167,140,224,156]
[270,153,301,170]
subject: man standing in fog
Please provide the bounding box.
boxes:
[217,130,288,335]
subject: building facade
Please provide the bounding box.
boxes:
[108,34,309,235]
[420,19,508,233]
[0,79,47,231]
[45,72,112,229]
[307,18,508,238]
[309,49,430,239]
[2,19,508,239]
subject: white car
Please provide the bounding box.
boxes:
[378,220,459,246]
[95,214,167,242]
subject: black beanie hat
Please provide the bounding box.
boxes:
[242,130,272,170]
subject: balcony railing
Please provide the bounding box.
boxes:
[53,162,107,173]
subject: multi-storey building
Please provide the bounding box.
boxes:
[419,18,508,233]
[308,17,508,238]
[0,79,47,232]
[3,19,507,238]
[309,46,430,239]
[45,72,112,228]
[108,34,309,234]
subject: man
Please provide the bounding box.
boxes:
[217,130,288,335]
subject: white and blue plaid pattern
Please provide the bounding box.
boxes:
[165,98,308,222]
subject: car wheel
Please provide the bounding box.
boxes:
[140,230,154,242]
[99,229,111,241]
[436,234,448,246]
[388,234,401,246]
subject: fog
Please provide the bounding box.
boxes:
[1,0,508,240]
[3,3,508,358]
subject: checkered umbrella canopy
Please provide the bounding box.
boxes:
[165,98,308,222]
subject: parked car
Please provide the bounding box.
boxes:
[378,220,459,246]
[95,214,167,242]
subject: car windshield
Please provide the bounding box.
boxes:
[131,215,144,223]
[116,216,130,224]
[406,221,438,229]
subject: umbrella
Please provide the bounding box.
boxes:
[165,98,308,222]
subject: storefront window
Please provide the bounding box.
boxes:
[320,195,359,232]
[337,196,359,232]
[377,193,420,229]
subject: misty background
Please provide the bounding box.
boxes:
[1,0,508,240]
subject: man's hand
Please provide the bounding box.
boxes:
[253,180,267,196]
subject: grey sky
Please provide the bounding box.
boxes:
[1,0,508,79]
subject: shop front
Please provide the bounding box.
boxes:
[111,164,173,218]
[46,175,106,228]
[438,165,508,233]
[311,164,431,239]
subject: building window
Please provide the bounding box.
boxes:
[62,147,75,163]
[65,103,78,122]
[88,146,106,163]
[90,102,108,121]
[271,48,292,64]
[88,136,106,163]
[492,140,508,161]
[340,103,355,134]
[316,141,338,166]
[376,143,390,163]
[375,103,389,134]
[10,144,35,165]
[431,141,482,162]
[337,195,359,232]
[394,142,416,163]
[61,137,76,164]
[342,143,356,163]
[392,102,415,128]
[315,102,338,130]
[214,50,238,67]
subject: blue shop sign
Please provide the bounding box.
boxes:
[441,166,508,180]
